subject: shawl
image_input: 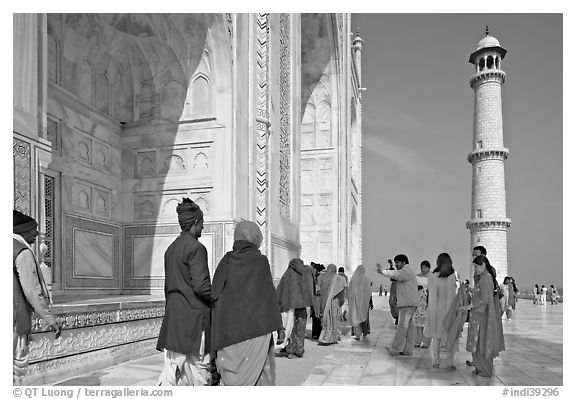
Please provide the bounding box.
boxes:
[348,265,372,326]
[443,284,471,352]
[466,272,506,359]
[318,264,337,316]
[211,236,282,352]
[318,264,346,316]
[276,258,315,313]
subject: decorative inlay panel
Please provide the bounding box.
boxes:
[256,13,270,253]
[64,214,121,289]
[13,138,31,214]
[123,223,224,289]
[73,230,114,278]
[279,13,291,219]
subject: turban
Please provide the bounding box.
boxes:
[233,220,263,249]
[176,198,203,228]
[14,209,38,234]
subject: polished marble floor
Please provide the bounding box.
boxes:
[56,297,562,386]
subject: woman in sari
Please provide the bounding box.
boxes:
[210,221,283,385]
[318,264,347,345]
[348,265,372,340]
[276,258,315,358]
[463,255,506,378]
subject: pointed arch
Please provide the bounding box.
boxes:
[47,31,60,84]
[78,58,94,105]
[96,72,111,115]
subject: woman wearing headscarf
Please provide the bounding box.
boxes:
[210,221,282,385]
[463,255,506,378]
[318,264,347,345]
[348,265,372,340]
[424,253,459,370]
[276,258,315,358]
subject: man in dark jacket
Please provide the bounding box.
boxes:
[13,210,61,385]
[156,198,212,386]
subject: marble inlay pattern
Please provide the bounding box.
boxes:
[13,137,32,214]
[64,214,121,289]
[278,13,291,219]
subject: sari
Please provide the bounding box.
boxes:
[348,266,372,337]
[318,264,347,344]
[466,271,506,377]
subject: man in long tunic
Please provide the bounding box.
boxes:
[156,198,212,386]
[13,210,61,385]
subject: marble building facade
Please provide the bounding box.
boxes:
[13,13,362,383]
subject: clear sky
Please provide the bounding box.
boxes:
[351,14,563,292]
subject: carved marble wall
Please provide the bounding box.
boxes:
[300,13,362,271]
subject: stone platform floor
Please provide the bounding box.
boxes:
[55,297,562,386]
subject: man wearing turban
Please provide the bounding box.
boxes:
[156,198,212,385]
[13,210,61,385]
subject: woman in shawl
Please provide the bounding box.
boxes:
[348,265,372,340]
[424,253,459,370]
[210,221,283,385]
[318,264,347,345]
[463,255,506,378]
[414,260,431,349]
[276,258,315,358]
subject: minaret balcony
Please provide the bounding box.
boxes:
[466,218,512,230]
[467,147,509,163]
[470,69,506,87]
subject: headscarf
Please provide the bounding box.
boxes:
[318,264,346,315]
[233,220,263,248]
[14,210,38,234]
[276,258,315,313]
[318,264,337,315]
[348,265,372,326]
[210,221,282,352]
[176,198,203,228]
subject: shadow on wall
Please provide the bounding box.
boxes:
[46,13,232,293]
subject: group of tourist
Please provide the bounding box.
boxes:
[375,246,506,378]
[532,284,560,305]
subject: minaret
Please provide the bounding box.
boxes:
[352,28,364,267]
[466,27,511,281]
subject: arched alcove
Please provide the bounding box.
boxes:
[78,59,94,105]
[48,32,60,84]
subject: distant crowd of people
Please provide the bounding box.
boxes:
[532,284,561,305]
